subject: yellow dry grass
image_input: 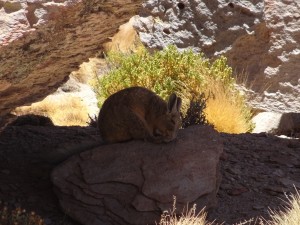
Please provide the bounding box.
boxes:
[71,58,104,84]
[158,198,214,225]
[13,95,89,126]
[204,81,252,134]
[159,209,211,225]
[103,16,141,53]
[160,190,300,225]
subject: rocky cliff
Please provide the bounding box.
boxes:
[0,0,81,45]
[134,0,300,113]
[0,0,142,119]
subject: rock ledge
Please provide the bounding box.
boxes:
[52,125,223,225]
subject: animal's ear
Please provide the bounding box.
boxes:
[176,97,182,112]
[168,93,181,113]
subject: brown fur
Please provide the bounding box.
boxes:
[98,87,182,143]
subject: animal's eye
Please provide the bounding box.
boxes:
[154,129,163,137]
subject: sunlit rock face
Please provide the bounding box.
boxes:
[134,0,300,113]
[0,0,80,45]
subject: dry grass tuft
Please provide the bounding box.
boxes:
[158,197,214,225]
[13,95,89,126]
[158,190,300,225]
[71,58,105,84]
[159,208,209,225]
[262,189,300,225]
[204,80,253,134]
[103,16,142,54]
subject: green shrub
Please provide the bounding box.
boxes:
[3,1,22,13]
[94,45,253,133]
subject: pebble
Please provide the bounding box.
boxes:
[0,184,10,192]
[1,169,10,175]
[279,178,300,189]
[28,195,38,203]
[220,184,231,190]
[44,218,52,225]
[264,186,287,195]
[252,205,265,210]
[227,187,249,196]
[9,184,18,190]
[226,167,241,175]
[272,169,284,177]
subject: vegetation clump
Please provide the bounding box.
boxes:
[94,45,253,133]
[263,190,300,225]
[158,196,214,225]
[0,202,45,225]
[181,93,209,128]
[13,95,89,126]
[158,190,300,225]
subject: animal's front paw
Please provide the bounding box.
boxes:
[147,135,164,144]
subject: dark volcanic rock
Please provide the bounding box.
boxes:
[7,114,54,127]
[51,125,223,225]
[1,124,300,225]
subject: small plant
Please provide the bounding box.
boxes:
[94,45,253,133]
[158,196,214,225]
[3,1,22,13]
[204,79,253,133]
[87,114,98,128]
[181,93,210,128]
[0,201,45,225]
[95,45,207,110]
[262,189,300,225]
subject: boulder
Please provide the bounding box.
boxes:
[278,113,300,136]
[134,0,300,113]
[51,125,223,225]
[252,112,300,136]
[252,112,282,134]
